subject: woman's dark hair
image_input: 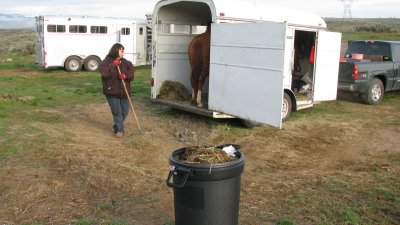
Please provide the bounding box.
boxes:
[108,43,125,59]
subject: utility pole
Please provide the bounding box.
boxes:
[339,0,356,19]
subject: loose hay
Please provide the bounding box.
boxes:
[180,146,237,164]
[157,80,190,101]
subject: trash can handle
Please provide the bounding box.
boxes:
[166,166,193,188]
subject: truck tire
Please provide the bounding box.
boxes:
[363,78,384,105]
[65,56,82,72]
[84,56,101,72]
[282,92,292,121]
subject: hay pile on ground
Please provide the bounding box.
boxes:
[157,80,190,101]
[180,146,237,164]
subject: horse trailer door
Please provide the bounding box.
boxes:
[313,31,342,101]
[209,22,286,128]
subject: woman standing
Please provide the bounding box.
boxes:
[99,43,134,138]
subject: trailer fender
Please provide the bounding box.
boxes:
[285,90,297,112]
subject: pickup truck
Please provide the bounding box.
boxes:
[338,40,400,104]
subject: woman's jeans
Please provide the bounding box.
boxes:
[106,96,129,133]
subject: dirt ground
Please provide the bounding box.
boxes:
[0,88,399,224]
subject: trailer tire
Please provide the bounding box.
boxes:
[65,56,82,72]
[282,92,292,121]
[84,56,101,72]
[362,78,384,105]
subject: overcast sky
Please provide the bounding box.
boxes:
[1,0,398,18]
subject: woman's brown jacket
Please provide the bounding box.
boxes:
[99,55,134,98]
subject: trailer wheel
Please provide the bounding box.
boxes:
[362,78,384,105]
[282,92,292,121]
[65,56,82,72]
[84,56,100,72]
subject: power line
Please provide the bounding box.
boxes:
[338,0,356,18]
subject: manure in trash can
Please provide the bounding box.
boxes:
[179,146,238,164]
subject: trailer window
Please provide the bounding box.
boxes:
[192,25,207,34]
[157,24,191,34]
[69,25,87,33]
[172,24,190,34]
[91,26,108,34]
[158,24,170,33]
[47,24,66,33]
[121,28,130,35]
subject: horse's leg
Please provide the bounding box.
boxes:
[197,63,209,108]
[190,70,196,104]
[190,73,200,106]
[188,40,197,105]
[190,55,201,106]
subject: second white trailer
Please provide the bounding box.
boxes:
[150,0,342,128]
[35,15,150,72]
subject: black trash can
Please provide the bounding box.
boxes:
[166,144,245,225]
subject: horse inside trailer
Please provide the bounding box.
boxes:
[151,1,213,105]
[151,0,341,128]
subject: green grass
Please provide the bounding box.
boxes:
[290,100,357,121]
[342,32,400,42]
[326,18,400,42]
[0,74,105,130]
[0,144,17,158]
[102,219,127,225]
[0,57,153,161]
[132,65,151,100]
[276,220,295,225]
[74,219,94,225]
[274,169,400,225]
[0,52,39,69]
[382,92,400,104]
[98,201,113,210]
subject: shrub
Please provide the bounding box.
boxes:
[355,24,393,33]
[0,29,35,54]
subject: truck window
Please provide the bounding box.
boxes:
[345,41,392,61]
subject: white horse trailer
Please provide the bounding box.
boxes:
[35,15,150,72]
[150,0,342,128]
